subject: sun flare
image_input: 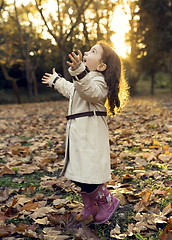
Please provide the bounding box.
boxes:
[110,4,131,58]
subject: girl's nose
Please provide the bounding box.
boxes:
[84,51,88,56]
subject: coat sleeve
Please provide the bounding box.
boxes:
[48,72,74,98]
[68,63,108,104]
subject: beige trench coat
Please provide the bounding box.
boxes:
[48,63,111,184]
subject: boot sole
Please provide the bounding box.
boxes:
[94,200,120,225]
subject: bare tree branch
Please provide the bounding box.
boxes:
[0,0,4,15]
[64,0,93,41]
[56,0,63,39]
[34,0,60,46]
[34,0,93,46]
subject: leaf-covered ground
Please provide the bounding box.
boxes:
[0,95,172,240]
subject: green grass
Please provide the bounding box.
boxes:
[0,87,65,104]
[0,171,43,189]
[134,72,171,96]
[5,215,33,226]
[0,71,171,104]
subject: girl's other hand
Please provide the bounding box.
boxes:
[42,68,56,84]
[67,50,82,70]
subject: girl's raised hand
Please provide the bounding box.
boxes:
[42,68,56,84]
[67,50,82,70]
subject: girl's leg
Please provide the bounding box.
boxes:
[72,181,99,219]
[73,181,99,193]
[73,181,120,224]
[88,184,120,224]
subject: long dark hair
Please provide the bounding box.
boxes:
[99,42,129,115]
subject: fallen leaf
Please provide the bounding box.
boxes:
[29,206,55,220]
[0,166,15,177]
[162,203,172,216]
[0,187,9,202]
[21,201,39,211]
[43,227,68,240]
[110,223,121,236]
[0,225,15,237]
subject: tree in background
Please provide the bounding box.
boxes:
[124,0,141,95]
[1,0,118,102]
[0,0,4,13]
[1,0,171,102]
[34,0,94,79]
[134,0,172,94]
[0,0,22,103]
[34,0,117,78]
[83,0,116,44]
[0,1,41,101]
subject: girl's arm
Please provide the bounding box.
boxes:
[42,68,74,98]
[67,51,108,104]
[71,64,108,104]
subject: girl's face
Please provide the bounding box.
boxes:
[83,44,106,72]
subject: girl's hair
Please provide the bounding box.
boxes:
[99,42,129,116]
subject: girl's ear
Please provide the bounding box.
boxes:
[97,63,107,72]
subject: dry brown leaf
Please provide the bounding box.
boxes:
[75,223,100,240]
[13,223,28,233]
[5,198,18,218]
[29,206,55,220]
[0,166,15,177]
[160,217,172,240]
[35,217,50,225]
[18,164,39,175]
[110,223,121,236]
[0,187,9,202]
[47,212,79,228]
[20,201,39,211]
[43,227,68,240]
[162,203,172,216]
[0,225,15,237]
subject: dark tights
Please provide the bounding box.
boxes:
[73,181,99,193]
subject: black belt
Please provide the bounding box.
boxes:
[66,111,107,120]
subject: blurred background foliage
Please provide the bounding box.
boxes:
[0,0,172,104]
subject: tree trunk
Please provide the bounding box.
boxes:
[151,72,155,95]
[12,80,21,104]
[25,57,33,99]
[61,49,70,80]
[32,69,39,100]
[0,64,21,104]
[128,67,142,95]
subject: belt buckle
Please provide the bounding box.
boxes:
[93,111,96,116]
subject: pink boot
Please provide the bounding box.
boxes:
[90,184,120,224]
[80,192,98,220]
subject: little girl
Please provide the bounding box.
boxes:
[42,42,129,224]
